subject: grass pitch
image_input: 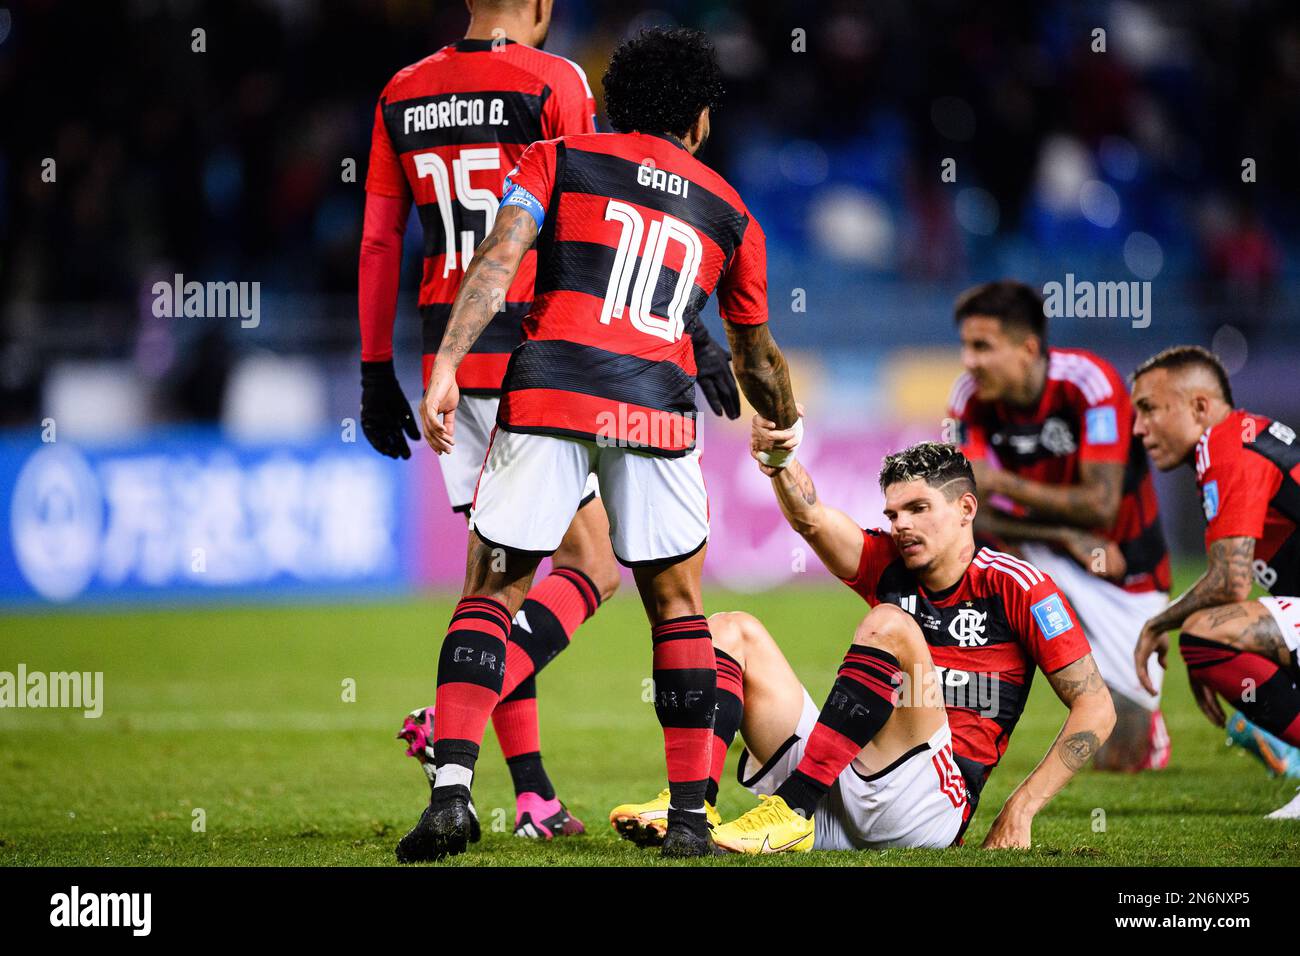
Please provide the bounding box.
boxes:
[2,574,1298,867]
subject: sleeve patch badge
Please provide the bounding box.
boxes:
[1030,593,1074,640]
[500,182,545,229]
[1085,406,1119,445]
[1202,480,1220,521]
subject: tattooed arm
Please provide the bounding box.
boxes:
[435,205,537,370]
[420,206,538,452]
[723,322,798,429]
[1147,536,1256,632]
[983,654,1115,849]
[763,456,865,579]
[981,459,1124,530]
[1132,535,1256,694]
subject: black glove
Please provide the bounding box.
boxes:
[689,321,741,420]
[360,359,421,459]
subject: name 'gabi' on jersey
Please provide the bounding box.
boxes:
[494,129,768,456]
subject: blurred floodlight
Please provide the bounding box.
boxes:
[955,187,1000,236]
[1211,325,1249,376]
[224,354,328,441]
[1123,231,1164,279]
[931,96,976,142]
[1079,179,1121,228]
[778,140,829,187]
[1112,1,1178,70]
[1036,134,1093,216]
[810,186,895,268]
[45,362,149,440]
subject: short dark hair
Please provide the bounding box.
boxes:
[878,442,977,499]
[954,280,1048,346]
[602,28,724,139]
[1132,345,1235,406]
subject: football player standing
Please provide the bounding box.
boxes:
[402,27,797,861]
[358,1,742,844]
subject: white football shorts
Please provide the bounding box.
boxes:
[469,428,708,565]
[736,689,969,851]
[438,394,597,514]
[1259,596,1300,654]
[1020,542,1170,710]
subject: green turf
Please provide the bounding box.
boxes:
[1,573,1298,866]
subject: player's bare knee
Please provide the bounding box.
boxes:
[562,553,620,604]
[852,603,924,659]
[708,611,760,660]
[464,532,538,604]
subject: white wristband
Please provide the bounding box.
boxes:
[758,417,803,469]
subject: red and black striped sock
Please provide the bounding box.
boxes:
[1181,634,1300,745]
[707,647,745,807]
[489,567,600,796]
[431,596,513,800]
[652,615,717,827]
[498,566,600,700]
[776,644,902,818]
[492,675,556,800]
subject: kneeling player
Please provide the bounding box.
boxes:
[716,608,967,851]
[1131,347,1300,810]
[614,439,1117,851]
[610,607,967,852]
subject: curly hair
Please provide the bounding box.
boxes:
[602,27,724,139]
[878,442,976,499]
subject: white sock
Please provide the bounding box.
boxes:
[435,764,473,792]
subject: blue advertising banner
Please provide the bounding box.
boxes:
[0,429,419,606]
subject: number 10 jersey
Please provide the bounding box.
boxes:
[497,130,769,456]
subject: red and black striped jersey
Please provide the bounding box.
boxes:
[841,530,1092,799]
[1195,409,1300,596]
[949,347,1171,594]
[365,38,596,394]
[492,130,768,456]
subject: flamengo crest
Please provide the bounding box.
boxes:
[948,608,988,647]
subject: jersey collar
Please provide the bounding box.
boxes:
[641,131,690,152]
[919,560,973,604]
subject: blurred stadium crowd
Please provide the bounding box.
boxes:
[3,2,1300,498]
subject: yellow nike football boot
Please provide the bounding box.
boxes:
[609,789,722,847]
[711,795,815,854]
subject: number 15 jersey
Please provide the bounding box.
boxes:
[497,131,769,457]
[365,38,596,394]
